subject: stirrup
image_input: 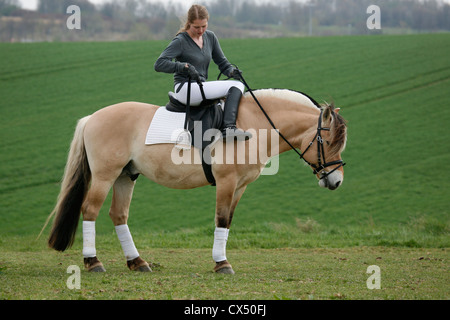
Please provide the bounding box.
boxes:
[222,126,252,141]
[175,129,191,150]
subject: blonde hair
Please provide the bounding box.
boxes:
[177,4,209,35]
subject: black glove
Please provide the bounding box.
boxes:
[184,64,200,81]
[229,68,242,80]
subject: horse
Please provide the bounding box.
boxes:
[42,88,347,274]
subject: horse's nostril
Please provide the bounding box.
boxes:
[335,181,341,188]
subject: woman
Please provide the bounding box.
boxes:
[154,4,252,141]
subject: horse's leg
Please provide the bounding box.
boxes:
[109,174,151,272]
[213,178,248,274]
[228,185,247,228]
[81,177,115,272]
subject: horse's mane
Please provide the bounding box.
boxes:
[246,88,347,156]
[246,88,319,111]
[328,103,347,156]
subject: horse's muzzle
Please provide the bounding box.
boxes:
[319,170,343,190]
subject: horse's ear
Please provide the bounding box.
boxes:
[322,105,333,125]
[335,108,341,114]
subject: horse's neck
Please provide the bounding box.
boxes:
[240,93,319,154]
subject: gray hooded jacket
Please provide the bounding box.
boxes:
[154,30,234,86]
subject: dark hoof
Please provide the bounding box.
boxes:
[127,256,152,272]
[214,261,235,275]
[216,267,235,274]
[136,264,152,272]
[84,257,106,272]
[90,265,106,272]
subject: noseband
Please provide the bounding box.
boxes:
[237,73,345,181]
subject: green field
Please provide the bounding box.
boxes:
[0,34,449,300]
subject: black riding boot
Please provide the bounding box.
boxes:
[222,87,252,141]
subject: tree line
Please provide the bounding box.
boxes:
[0,0,449,42]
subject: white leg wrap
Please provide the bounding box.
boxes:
[212,227,229,262]
[115,224,139,261]
[82,221,96,258]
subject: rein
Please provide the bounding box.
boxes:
[183,76,207,131]
[220,67,345,180]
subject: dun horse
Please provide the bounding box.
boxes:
[43,89,347,274]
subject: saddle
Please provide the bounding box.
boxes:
[166,91,224,186]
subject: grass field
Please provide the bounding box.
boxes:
[0,34,449,300]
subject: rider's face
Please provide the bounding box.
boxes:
[188,19,208,38]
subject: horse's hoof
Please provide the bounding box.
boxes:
[89,265,106,272]
[214,261,235,275]
[216,267,235,274]
[84,257,106,272]
[127,256,152,272]
[136,265,152,272]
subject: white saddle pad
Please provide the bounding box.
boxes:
[145,107,186,145]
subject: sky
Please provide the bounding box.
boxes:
[18,0,233,11]
[19,0,303,11]
[19,0,166,10]
[17,0,450,11]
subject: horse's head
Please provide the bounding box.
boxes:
[300,103,347,190]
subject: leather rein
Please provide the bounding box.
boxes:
[225,69,346,180]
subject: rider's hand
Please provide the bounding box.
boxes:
[184,64,200,81]
[229,68,242,80]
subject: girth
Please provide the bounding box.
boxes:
[165,91,223,186]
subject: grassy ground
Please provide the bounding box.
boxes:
[0,240,447,300]
[0,34,449,300]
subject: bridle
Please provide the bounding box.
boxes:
[232,70,346,181]
[300,109,346,180]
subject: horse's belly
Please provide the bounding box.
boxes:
[134,144,210,189]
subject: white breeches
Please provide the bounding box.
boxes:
[174,80,244,106]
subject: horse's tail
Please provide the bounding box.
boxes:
[40,116,92,251]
